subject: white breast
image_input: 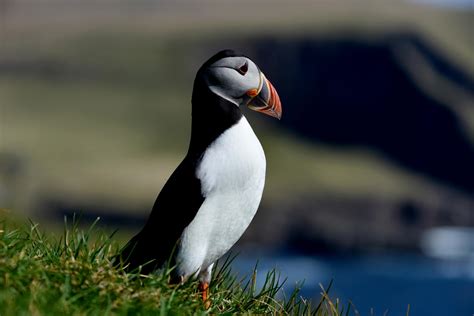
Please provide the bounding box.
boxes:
[176,117,266,277]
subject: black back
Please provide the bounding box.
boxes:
[117,50,244,274]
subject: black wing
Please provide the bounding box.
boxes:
[118,156,204,274]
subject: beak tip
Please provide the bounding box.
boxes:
[273,108,282,120]
[247,74,282,120]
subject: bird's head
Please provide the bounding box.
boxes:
[194,50,282,120]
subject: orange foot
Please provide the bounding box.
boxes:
[198,281,210,309]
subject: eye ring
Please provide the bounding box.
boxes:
[237,61,248,75]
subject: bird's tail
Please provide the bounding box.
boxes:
[113,233,154,273]
[113,231,182,278]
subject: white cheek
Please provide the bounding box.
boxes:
[206,67,260,106]
[208,68,246,99]
[217,69,245,95]
[208,85,241,106]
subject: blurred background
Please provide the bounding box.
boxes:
[0,0,473,314]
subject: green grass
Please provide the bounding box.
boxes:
[0,218,350,315]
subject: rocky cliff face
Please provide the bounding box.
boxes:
[250,33,474,193]
[233,32,474,253]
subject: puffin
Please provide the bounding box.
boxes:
[117,49,282,304]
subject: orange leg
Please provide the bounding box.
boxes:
[198,281,210,309]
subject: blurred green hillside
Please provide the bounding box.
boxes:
[0,0,473,250]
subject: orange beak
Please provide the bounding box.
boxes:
[246,73,282,120]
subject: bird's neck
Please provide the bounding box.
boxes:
[188,85,242,158]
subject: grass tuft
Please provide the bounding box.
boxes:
[0,218,349,315]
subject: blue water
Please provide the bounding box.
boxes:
[233,254,474,315]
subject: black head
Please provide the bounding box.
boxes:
[188,50,282,154]
[193,49,281,118]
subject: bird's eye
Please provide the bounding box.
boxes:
[237,62,248,75]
